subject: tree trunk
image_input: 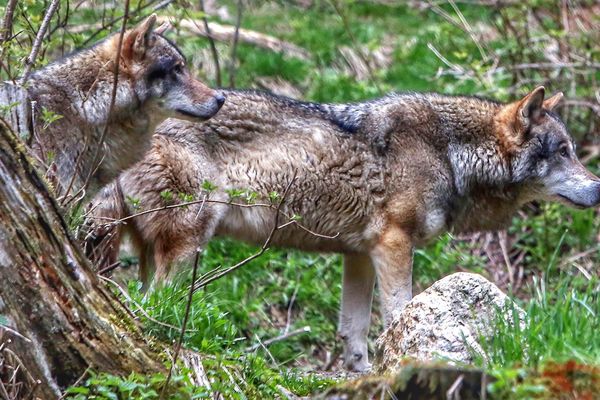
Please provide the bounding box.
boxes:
[0,105,165,398]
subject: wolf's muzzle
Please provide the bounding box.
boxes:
[177,91,226,120]
[558,179,600,208]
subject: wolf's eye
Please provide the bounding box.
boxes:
[173,64,183,74]
[559,147,568,158]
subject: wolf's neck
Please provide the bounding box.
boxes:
[30,52,140,127]
[416,96,511,195]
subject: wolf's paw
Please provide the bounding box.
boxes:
[343,353,372,373]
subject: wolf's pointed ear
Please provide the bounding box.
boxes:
[155,21,170,35]
[128,14,157,59]
[543,92,564,111]
[497,86,546,145]
[518,86,545,126]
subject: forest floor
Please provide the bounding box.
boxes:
[32,1,598,398]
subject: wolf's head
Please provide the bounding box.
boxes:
[117,14,225,121]
[496,86,600,208]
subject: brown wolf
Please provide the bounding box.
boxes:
[86,86,600,371]
[21,14,224,200]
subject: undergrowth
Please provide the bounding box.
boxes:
[5,0,596,398]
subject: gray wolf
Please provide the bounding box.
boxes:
[23,14,224,200]
[85,86,600,371]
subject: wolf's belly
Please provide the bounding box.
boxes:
[215,203,370,253]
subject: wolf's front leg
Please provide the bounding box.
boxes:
[339,253,375,372]
[370,226,413,327]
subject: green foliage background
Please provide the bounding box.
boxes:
[1,0,599,398]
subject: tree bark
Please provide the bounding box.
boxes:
[0,105,165,398]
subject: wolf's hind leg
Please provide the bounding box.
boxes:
[339,253,375,372]
[370,226,413,327]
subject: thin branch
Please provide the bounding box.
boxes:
[57,133,89,206]
[159,249,202,400]
[191,174,297,293]
[88,197,339,240]
[245,326,311,352]
[284,283,299,334]
[0,325,32,343]
[157,16,310,61]
[80,0,174,46]
[198,0,221,86]
[0,0,18,44]
[228,0,243,88]
[19,0,60,84]
[77,0,130,201]
[329,0,382,93]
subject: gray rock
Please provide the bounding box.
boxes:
[374,272,524,373]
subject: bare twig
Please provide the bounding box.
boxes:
[198,0,222,86]
[19,0,61,84]
[159,249,202,400]
[157,16,311,61]
[57,367,91,400]
[284,283,299,334]
[329,0,382,93]
[77,0,130,203]
[0,325,31,344]
[97,260,122,276]
[228,0,243,88]
[191,175,297,293]
[245,326,311,352]
[0,0,18,44]
[79,0,174,46]
[57,133,89,206]
[88,197,338,241]
[446,374,464,400]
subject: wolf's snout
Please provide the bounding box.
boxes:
[557,175,600,209]
[586,179,600,207]
[198,91,225,119]
[173,89,225,121]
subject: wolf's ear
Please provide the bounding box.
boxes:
[128,14,157,59]
[155,21,170,35]
[518,86,545,126]
[543,92,564,111]
[497,86,546,144]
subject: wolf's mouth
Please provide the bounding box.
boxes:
[176,108,210,120]
[556,193,587,209]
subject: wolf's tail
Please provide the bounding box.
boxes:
[82,180,129,272]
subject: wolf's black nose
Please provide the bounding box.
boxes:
[215,93,226,107]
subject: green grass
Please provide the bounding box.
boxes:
[3,0,598,398]
[480,276,600,368]
[132,238,342,363]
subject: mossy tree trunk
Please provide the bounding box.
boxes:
[0,94,165,399]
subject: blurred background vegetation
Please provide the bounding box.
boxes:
[1,0,599,398]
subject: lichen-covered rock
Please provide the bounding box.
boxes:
[374,272,524,373]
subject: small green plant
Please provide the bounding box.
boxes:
[40,107,63,129]
[126,195,141,210]
[159,189,174,203]
[64,370,210,400]
[178,192,196,203]
[201,180,218,192]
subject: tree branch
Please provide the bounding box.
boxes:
[19,0,61,84]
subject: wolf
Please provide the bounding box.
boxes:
[86,86,600,371]
[21,14,224,200]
